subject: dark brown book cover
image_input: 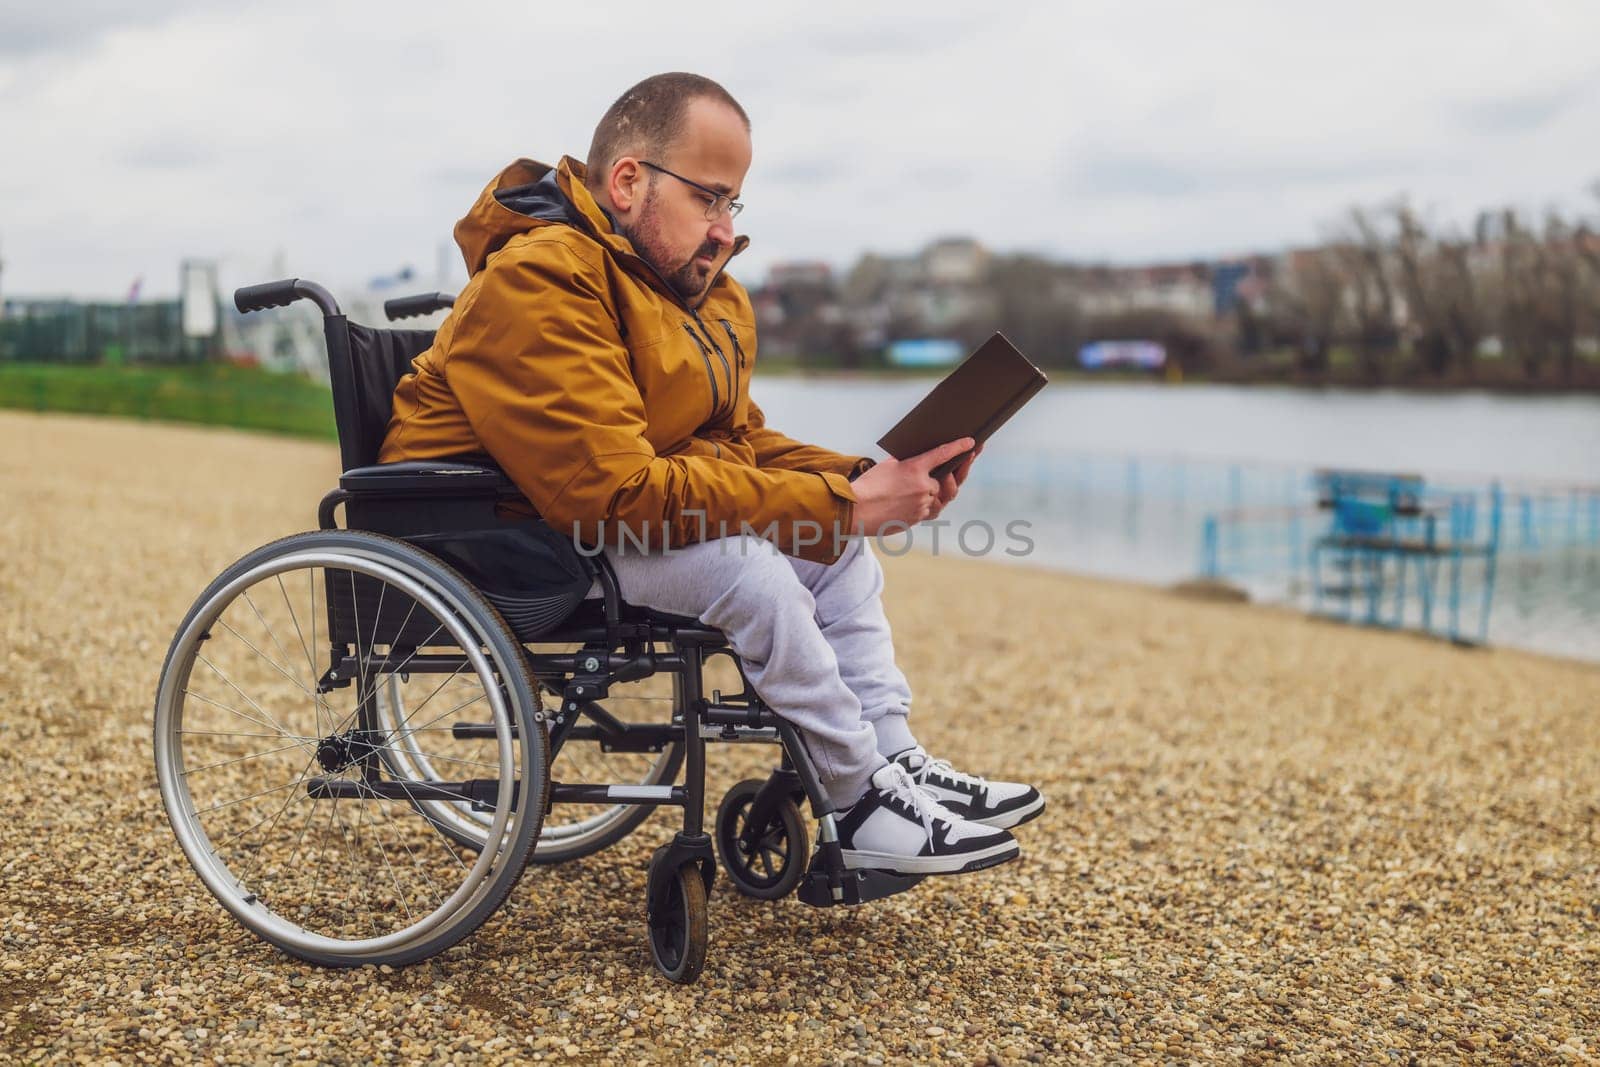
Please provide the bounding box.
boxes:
[877,333,1048,478]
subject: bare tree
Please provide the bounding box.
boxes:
[1269,248,1344,375]
[1390,203,1483,377]
[1327,206,1399,381]
[1489,209,1554,379]
[984,254,1084,367]
[1539,213,1586,381]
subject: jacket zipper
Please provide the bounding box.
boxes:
[719,319,746,411]
[692,313,734,420]
[680,322,720,415]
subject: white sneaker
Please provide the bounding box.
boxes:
[834,763,1019,876]
[893,747,1045,830]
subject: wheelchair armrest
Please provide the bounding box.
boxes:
[339,461,517,495]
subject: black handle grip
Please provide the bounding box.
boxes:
[233,278,340,317]
[384,291,457,321]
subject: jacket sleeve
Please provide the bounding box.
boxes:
[444,239,858,563]
[743,399,876,480]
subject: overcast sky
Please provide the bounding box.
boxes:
[3,0,1599,300]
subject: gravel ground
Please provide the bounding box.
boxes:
[2,410,1597,1065]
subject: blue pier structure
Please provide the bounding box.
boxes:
[1306,471,1500,643]
[961,451,1600,656]
[1197,468,1600,646]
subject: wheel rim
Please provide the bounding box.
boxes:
[731,798,793,887]
[155,546,530,960]
[718,783,804,896]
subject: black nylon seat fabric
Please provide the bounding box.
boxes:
[325,319,600,639]
[338,323,436,469]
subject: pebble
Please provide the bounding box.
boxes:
[0,412,1595,1063]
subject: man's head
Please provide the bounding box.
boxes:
[585,73,752,300]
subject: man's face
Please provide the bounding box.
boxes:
[613,97,751,301]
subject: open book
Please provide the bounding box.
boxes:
[877,333,1049,478]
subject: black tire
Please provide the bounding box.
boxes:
[154,530,548,968]
[648,863,709,984]
[715,778,810,900]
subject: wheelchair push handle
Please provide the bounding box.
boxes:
[234,278,341,317]
[384,291,457,321]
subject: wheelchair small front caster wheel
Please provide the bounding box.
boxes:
[647,864,708,983]
[715,778,809,900]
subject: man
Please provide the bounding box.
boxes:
[381,73,1043,876]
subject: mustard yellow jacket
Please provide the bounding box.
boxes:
[379,156,869,563]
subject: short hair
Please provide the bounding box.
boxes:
[585,73,749,188]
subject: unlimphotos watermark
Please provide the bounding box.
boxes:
[571,513,1035,559]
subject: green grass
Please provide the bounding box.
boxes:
[0,361,337,439]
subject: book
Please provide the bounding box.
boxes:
[877,333,1048,479]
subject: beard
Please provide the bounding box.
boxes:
[617,186,720,301]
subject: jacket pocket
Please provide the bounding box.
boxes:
[719,318,751,426]
[680,322,720,418]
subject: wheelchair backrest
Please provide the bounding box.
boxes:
[323,318,438,473]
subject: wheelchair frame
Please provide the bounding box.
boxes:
[154,278,923,984]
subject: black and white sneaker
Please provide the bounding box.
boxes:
[893,746,1045,830]
[834,763,1019,876]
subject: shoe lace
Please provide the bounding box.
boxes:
[883,763,946,841]
[908,753,988,795]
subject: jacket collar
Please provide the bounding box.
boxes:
[454,156,748,309]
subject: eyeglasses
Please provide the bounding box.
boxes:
[639,161,744,220]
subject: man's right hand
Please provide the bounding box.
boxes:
[850,437,975,536]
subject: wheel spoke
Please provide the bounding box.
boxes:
[369,687,484,747]
[216,618,316,699]
[192,655,304,748]
[243,588,310,695]
[233,752,324,887]
[182,738,313,776]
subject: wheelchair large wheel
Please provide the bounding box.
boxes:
[377,647,685,865]
[154,531,548,968]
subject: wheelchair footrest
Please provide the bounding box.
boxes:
[795,860,925,908]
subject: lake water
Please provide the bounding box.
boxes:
[750,379,1600,663]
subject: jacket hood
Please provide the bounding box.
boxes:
[453,156,749,290]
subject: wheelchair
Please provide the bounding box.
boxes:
[153,279,929,983]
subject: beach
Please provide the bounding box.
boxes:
[1,410,1596,1064]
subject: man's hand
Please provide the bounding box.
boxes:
[851,437,981,536]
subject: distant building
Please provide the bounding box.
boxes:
[1078,261,1213,318]
[752,260,851,363]
[921,238,987,285]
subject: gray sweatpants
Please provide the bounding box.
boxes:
[597,534,917,807]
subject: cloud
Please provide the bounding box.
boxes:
[118,135,216,171]
[0,2,208,58]
[3,0,1599,298]
[1069,155,1201,198]
[1454,78,1596,134]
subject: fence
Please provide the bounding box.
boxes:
[0,300,216,364]
[958,450,1600,658]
